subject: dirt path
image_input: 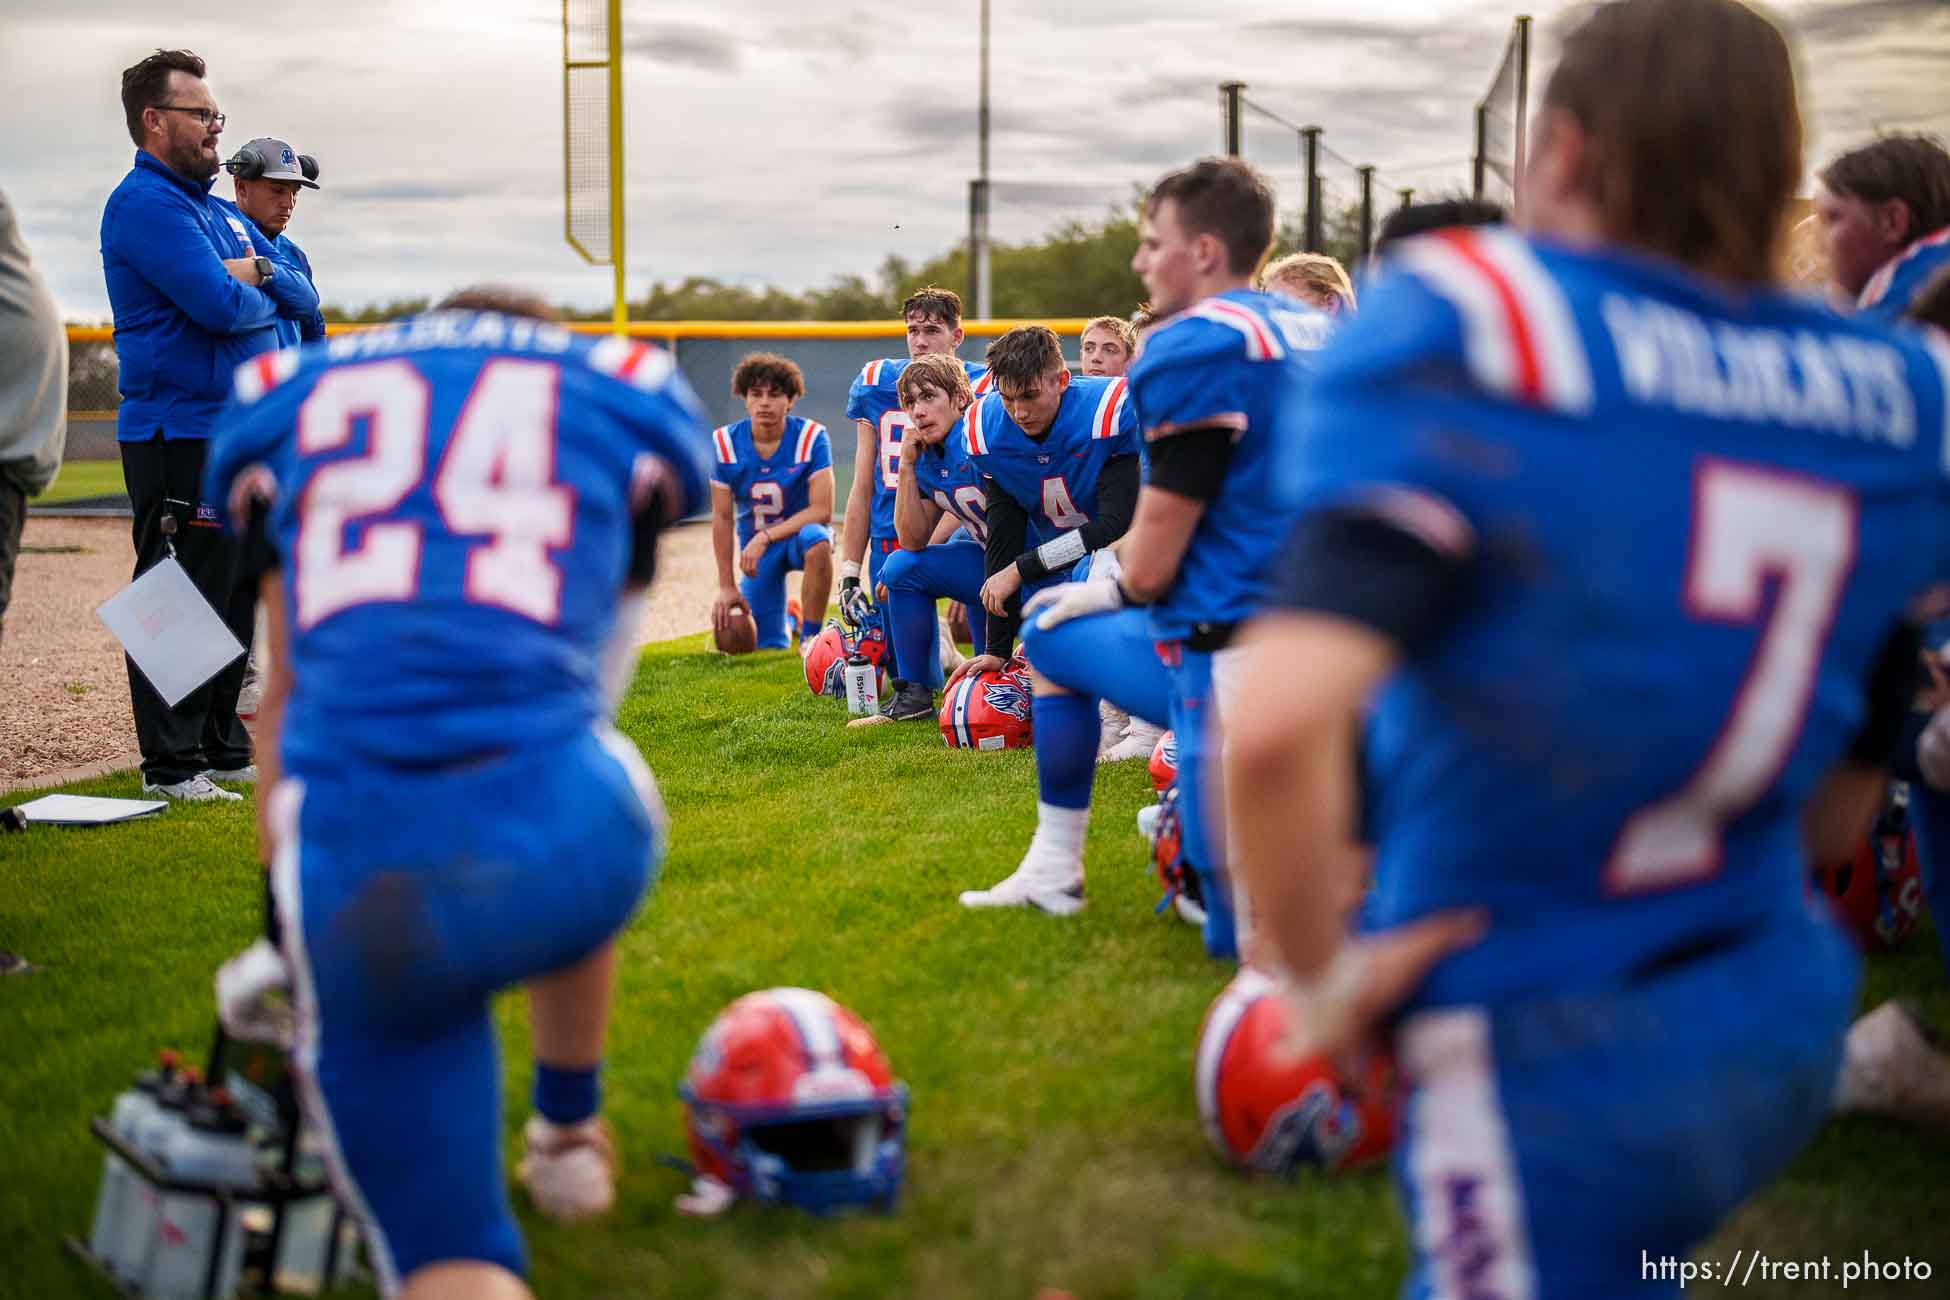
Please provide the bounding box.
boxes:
[1,516,723,788]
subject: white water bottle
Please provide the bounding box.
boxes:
[114,1070,199,1283]
[88,1063,170,1277]
[144,1092,258,1300]
[844,654,879,715]
[273,1132,341,1294]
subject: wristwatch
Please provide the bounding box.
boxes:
[252,256,275,282]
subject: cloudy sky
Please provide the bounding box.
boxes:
[4,0,1945,320]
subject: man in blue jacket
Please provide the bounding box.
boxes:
[223,136,325,347]
[102,48,319,802]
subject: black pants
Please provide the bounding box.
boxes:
[0,473,23,645]
[120,433,254,785]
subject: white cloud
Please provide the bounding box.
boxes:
[4,0,1944,319]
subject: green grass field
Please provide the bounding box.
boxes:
[34,458,127,506]
[3,637,1948,1299]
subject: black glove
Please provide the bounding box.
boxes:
[839,575,871,626]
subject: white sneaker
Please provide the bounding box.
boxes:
[518,1114,618,1221]
[143,774,243,803]
[204,764,258,785]
[958,853,1086,915]
[1097,700,1131,757]
[1122,718,1166,755]
[1834,1001,1950,1128]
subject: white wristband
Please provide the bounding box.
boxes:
[1035,530,1089,574]
[841,560,862,581]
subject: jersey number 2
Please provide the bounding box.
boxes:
[295,358,573,629]
[1604,460,1855,894]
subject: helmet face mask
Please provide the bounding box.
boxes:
[1812,785,1924,951]
[1151,784,1202,916]
[804,616,889,700]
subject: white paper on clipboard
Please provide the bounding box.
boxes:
[14,794,168,826]
[96,556,245,708]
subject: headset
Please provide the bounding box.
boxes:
[224,141,320,184]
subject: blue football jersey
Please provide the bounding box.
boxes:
[709,415,831,545]
[204,312,712,772]
[965,374,1140,546]
[1856,227,1950,324]
[845,357,992,538]
[1290,227,1950,1010]
[1129,289,1331,639]
[911,419,990,542]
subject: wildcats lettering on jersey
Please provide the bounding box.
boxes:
[204,309,712,772]
[965,375,1139,545]
[710,416,833,544]
[1131,287,1331,639]
[1288,226,1950,1011]
[845,357,993,538]
[1599,294,1923,445]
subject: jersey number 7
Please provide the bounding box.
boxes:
[294,357,573,630]
[1605,459,1855,894]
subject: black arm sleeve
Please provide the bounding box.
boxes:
[238,498,281,588]
[1268,508,1471,657]
[983,478,1032,658]
[629,479,675,587]
[1015,454,1143,583]
[1848,621,1922,766]
[1140,426,1234,505]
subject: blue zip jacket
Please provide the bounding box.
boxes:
[228,204,326,347]
[101,151,318,441]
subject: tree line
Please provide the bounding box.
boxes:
[318,198,1392,325]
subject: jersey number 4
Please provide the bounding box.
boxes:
[295,358,573,630]
[1605,460,1856,894]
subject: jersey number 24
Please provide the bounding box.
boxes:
[293,358,573,630]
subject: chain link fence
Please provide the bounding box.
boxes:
[68,333,120,416]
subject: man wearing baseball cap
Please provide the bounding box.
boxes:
[223,136,324,346]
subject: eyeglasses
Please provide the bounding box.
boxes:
[153,105,225,130]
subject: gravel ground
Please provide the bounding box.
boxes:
[1,515,723,786]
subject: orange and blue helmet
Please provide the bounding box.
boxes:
[679,987,907,1214]
[1194,968,1398,1177]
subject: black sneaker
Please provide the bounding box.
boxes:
[847,681,935,728]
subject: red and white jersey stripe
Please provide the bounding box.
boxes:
[711,425,737,465]
[1395,228,1595,415]
[964,396,990,455]
[232,347,301,404]
[1184,298,1284,361]
[587,336,675,392]
[1091,377,1130,440]
[971,367,994,394]
[795,418,827,463]
[1860,226,1950,311]
[860,359,888,388]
